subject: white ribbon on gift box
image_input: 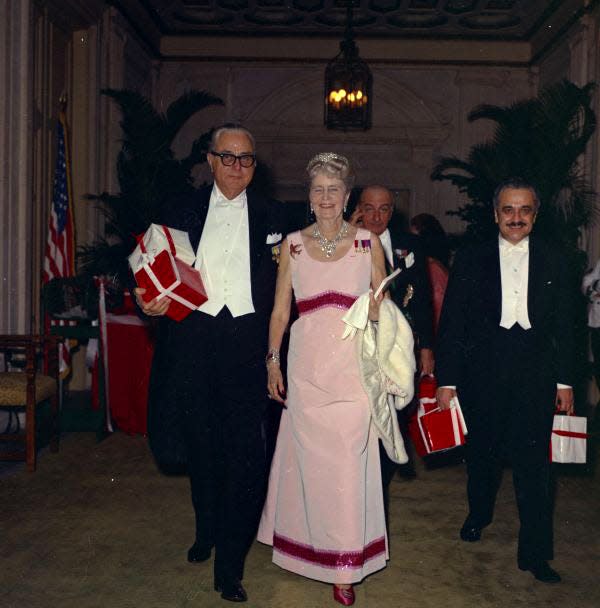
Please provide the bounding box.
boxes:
[134,223,196,266]
[129,224,201,312]
[417,398,467,454]
[140,250,198,311]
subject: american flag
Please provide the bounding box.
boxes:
[43,111,75,374]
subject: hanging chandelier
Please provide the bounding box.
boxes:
[324,4,373,131]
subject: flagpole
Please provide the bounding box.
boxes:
[43,94,77,378]
[59,93,75,276]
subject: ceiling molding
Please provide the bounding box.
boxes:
[111,0,164,56]
[160,35,531,65]
[530,0,595,64]
[134,0,557,40]
[36,0,107,30]
[106,0,593,66]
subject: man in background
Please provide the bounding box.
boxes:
[351,185,434,505]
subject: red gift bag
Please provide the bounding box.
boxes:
[408,374,437,457]
[129,224,207,322]
[550,414,588,463]
[417,403,467,454]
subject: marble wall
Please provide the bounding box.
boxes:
[157,62,535,235]
[0,2,154,334]
[0,0,34,333]
[2,0,600,341]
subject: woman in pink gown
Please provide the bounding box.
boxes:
[257,153,387,606]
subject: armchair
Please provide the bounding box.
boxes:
[0,335,62,471]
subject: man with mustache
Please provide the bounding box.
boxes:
[435,177,574,583]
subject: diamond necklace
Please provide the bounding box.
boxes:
[312,220,349,258]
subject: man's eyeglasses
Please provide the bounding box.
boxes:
[210,151,256,168]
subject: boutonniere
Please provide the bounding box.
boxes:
[354,239,371,253]
[266,232,282,245]
[271,244,281,264]
[394,249,415,268]
[290,242,302,259]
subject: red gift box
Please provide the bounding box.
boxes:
[417,401,467,454]
[129,224,208,322]
[409,375,468,455]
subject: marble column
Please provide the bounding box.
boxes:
[0,0,34,333]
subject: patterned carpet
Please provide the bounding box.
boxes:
[1,418,599,608]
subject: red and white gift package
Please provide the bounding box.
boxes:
[128,223,207,322]
[409,374,468,456]
[550,415,588,463]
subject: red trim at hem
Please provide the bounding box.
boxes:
[273,533,386,569]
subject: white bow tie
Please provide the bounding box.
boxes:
[500,241,528,255]
[215,194,244,209]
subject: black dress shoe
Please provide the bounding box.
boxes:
[518,561,561,583]
[459,525,482,542]
[214,578,248,602]
[187,542,212,563]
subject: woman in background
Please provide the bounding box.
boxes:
[409,213,450,337]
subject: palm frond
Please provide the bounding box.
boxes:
[164,90,223,144]
[431,79,598,250]
[79,88,221,287]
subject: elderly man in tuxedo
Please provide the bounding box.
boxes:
[436,177,574,583]
[135,124,283,602]
[351,185,434,501]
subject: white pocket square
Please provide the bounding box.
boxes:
[266,232,282,245]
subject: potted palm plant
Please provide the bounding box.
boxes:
[431,79,597,253]
[78,88,223,301]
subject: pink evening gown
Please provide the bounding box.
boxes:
[257,228,388,584]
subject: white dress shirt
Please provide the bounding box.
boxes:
[499,235,531,330]
[379,228,394,267]
[442,234,569,390]
[194,184,255,317]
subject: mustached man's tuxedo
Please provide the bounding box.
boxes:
[435,234,574,566]
[147,184,284,584]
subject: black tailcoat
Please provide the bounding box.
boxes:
[379,230,433,517]
[435,234,574,565]
[388,230,434,350]
[147,184,284,582]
